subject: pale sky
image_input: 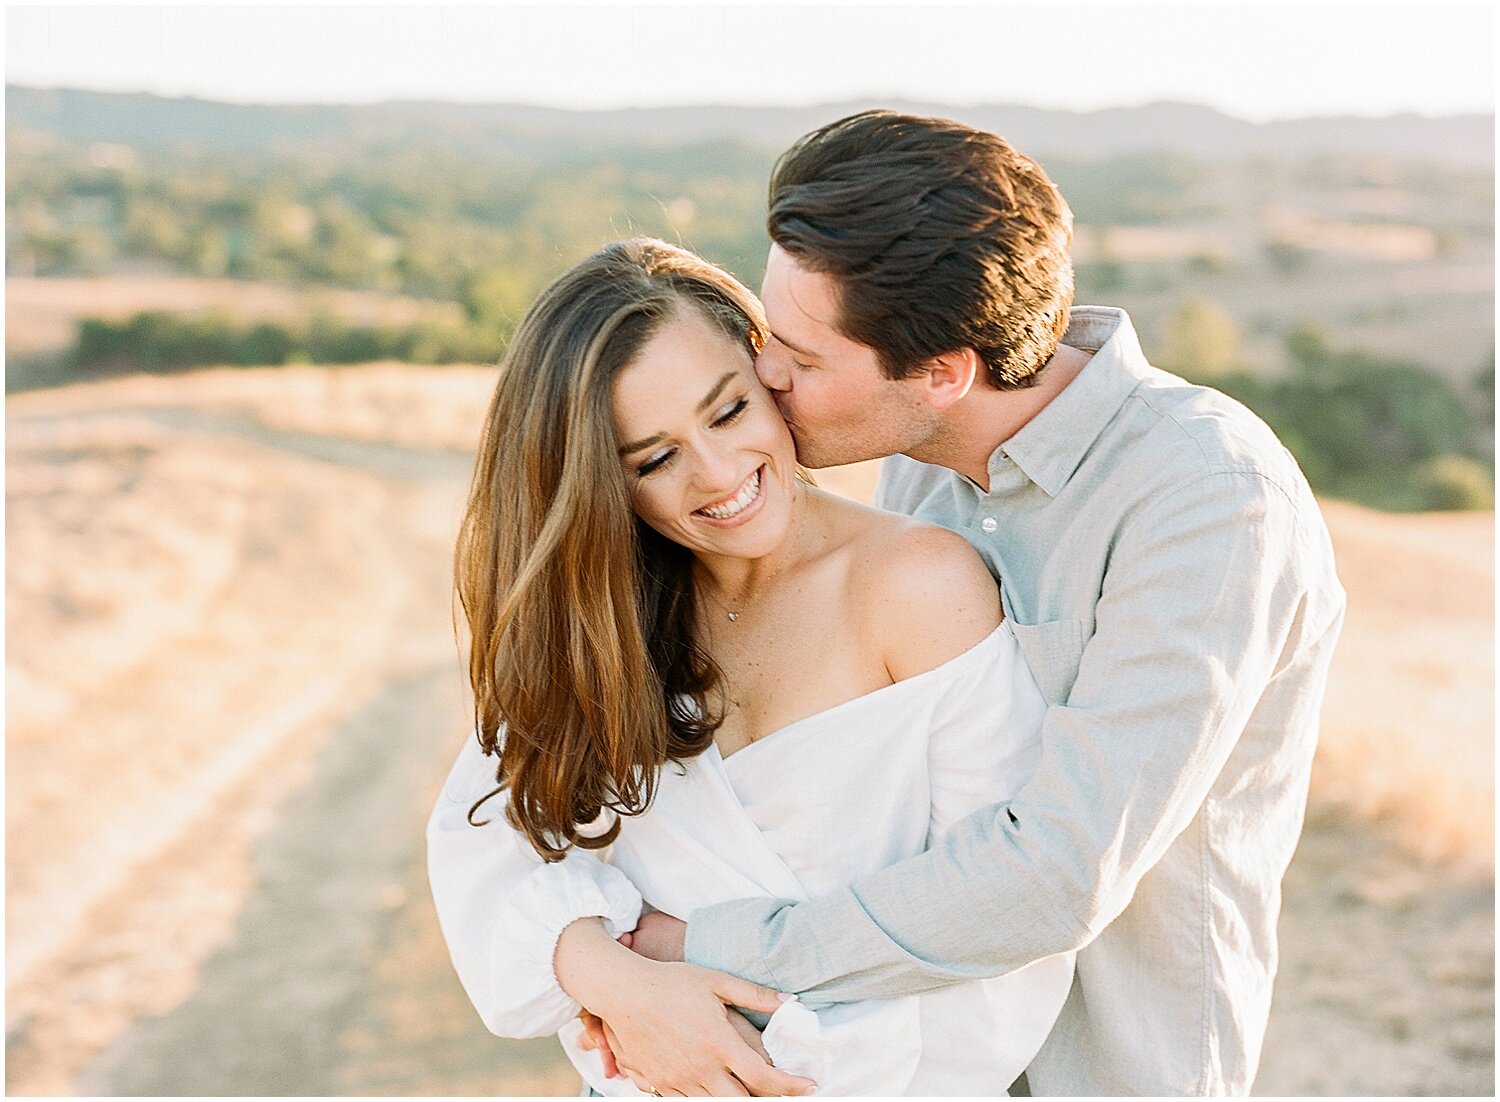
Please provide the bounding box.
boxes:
[5,4,1494,122]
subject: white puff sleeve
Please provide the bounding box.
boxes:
[426,733,644,1039]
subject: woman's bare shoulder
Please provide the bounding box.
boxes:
[841,504,1003,682]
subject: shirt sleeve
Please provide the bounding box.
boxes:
[685,470,1331,1004]
[426,732,644,1038]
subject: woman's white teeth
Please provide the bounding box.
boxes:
[698,468,761,519]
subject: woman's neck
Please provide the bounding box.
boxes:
[694,481,816,612]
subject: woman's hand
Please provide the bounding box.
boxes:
[601,991,791,1097]
[554,918,816,1096]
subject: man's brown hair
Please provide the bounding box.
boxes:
[768,110,1075,389]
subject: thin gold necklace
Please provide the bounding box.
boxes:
[701,554,790,621]
[698,502,805,623]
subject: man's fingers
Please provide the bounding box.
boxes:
[700,1071,751,1097]
[724,1009,771,1063]
[730,1055,818,1098]
[717,1010,816,1097]
[715,974,796,1016]
[582,1015,619,1079]
[576,1017,624,1079]
[622,1068,655,1094]
[596,1039,619,1080]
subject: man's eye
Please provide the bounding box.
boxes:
[792,361,813,371]
[637,449,675,477]
[712,397,749,427]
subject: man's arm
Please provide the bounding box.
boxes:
[685,470,1331,1003]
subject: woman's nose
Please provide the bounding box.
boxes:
[692,440,743,494]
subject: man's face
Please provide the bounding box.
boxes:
[756,244,938,469]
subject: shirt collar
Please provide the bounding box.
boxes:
[989,306,1151,497]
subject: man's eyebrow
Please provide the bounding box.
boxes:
[770,331,817,358]
[617,371,738,456]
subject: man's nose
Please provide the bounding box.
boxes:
[755,346,790,392]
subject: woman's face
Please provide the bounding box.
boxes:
[613,305,798,562]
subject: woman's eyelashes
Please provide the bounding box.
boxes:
[636,448,674,477]
[633,396,751,478]
[712,396,749,427]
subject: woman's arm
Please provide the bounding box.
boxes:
[427,733,815,1095]
[425,733,644,1039]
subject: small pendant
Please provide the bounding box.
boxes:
[727,611,739,622]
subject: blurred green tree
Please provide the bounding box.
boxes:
[1161,298,1242,379]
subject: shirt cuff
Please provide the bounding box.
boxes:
[487,859,644,1035]
[684,896,788,990]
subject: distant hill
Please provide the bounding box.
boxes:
[7,85,1493,168]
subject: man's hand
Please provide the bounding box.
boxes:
[628,909,688,962]
[554,917,815,1096]
[600,961,810,1096]
[576,1010,621,1080]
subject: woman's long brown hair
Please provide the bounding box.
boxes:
[454,238,768,860]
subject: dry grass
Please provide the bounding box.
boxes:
[4,364,1492,1094]
[1311,502,1494,870]
[6,400,410,990]
[11,363,1490,872]
[6,362,499,452]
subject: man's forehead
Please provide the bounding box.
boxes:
[763,245,840,347]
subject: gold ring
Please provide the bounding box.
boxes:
[649,1090,663,1098]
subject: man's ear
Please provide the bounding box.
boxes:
[916,348,981,410]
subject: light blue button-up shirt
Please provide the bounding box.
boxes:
[685,307,1347,1095]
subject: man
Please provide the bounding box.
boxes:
[429,110,1345,1095]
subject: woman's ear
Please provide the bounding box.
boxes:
[917,348,981,410]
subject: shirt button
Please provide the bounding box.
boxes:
[980,516,998,533]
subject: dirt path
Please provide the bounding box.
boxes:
[1255,807,1494,1095]
[6,399,1492,1096]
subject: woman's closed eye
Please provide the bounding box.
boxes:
[636,447,675,477]
[635,397,750,478]
[711,396,749,427]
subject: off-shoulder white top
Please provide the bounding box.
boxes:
[428,621,1074,1096]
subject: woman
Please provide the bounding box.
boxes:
[431,237,1072,1096]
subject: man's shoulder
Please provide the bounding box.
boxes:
[873,453,959,516]
[1118,370,1310,506]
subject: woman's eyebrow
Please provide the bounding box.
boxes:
[618,432,665,457]
[696,371,737,412]
[618,371,739,456]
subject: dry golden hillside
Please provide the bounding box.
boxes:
[5,364,1493,1096]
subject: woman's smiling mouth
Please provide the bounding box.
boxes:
[693,465,766,525]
